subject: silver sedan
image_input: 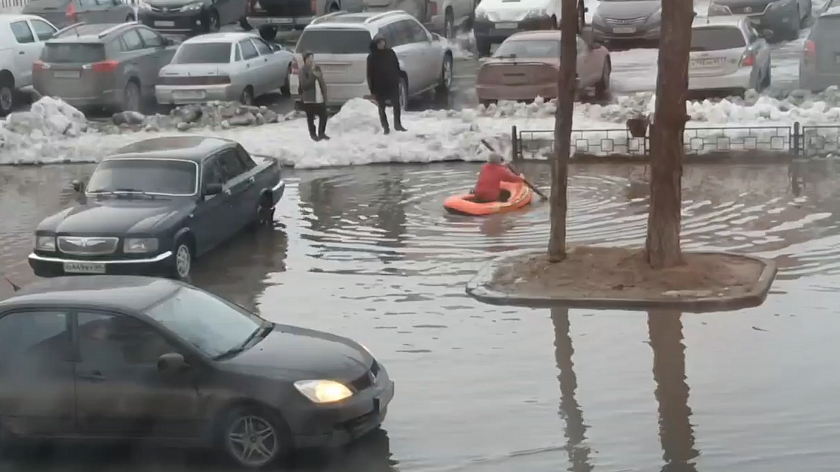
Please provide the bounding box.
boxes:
[155,31,293,106]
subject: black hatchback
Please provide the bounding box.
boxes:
[0,276,394,469]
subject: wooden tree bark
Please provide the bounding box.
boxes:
[645,0,693,269]
[548,0,578,263]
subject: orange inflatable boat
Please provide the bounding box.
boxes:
[443,181,533,216]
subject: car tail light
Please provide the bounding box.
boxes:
[33,60,50,71]
[739,51,755,67]
[65,1,77,21]
[429,2,437,15]
[291,59,299,75]
[88,60,119,73]
[804,39,816,58]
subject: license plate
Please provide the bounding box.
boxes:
[266,17,293,24]
[322,65,346,73]
[495,22,518,29]
[690,58,724,68]
[613,26,636,33]
[54,71,80,79]
[154,20,175,27]
[63,262,106,274]
[173,90,204,99]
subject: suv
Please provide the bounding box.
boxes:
[0,14,58,116]
[362,0,476,40]
[244,0,364,41]
[800,2,840,91]
[288,10,453,110]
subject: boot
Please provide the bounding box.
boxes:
[395,124,407,132]
[319,134,331,140]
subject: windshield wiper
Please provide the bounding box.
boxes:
[212,324,273,361]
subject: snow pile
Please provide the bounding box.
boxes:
[443,31,476,59]
[106,101,294,134]
[0,97,97,164]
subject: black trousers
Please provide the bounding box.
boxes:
[303,102,327,137]
[374,90,402,130]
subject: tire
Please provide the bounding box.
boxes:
[0,77,15,117]
[595,59,610,98]
[259,25,277,41]
[240,16,253,30]
[248,195,275,230]
[218,406,291,469]
[204,8,220,33]
[443,9,454,40]
[436,53,453,95]
[240,86,254,106]
[125,13,135,22]
[280,65,291,97]
[170,238,193,281]
[476,38,491,57]
[398,76,408,111]
[122,79,141,112]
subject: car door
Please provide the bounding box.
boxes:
[73,311,204,439]
[405,18,438,88]
[115,28,147,91]
[250,37,280,93]
[136,27,169,93]
[237,39,263,95]
[217,147,254,232]
[9,20,41,87]
[28,18,58,43]
[0,309,75,437]
[234,144,262,219]
[388,20,424,94]
[75,0,114,24]
[192,156,234,255]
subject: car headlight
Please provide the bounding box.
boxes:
[523,8,548,19]
[707,2,731,14]
[181,2,202,10]
[647,9,661,23]
[124,238,159,253]
[138,1,151,9]
[35,235,56,251]
[294,380,353,404]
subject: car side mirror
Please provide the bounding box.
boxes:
[72,179,85,193]
[204,183,223,196]
[270,43,281,52]
[157,352,189,372]
[164,37,175,46]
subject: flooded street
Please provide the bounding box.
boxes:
[1,160,840,471]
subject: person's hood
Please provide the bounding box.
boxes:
[35,197,194,234]
[369,37,387,54]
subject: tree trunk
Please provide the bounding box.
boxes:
[645,0,692,269]
[548,0,578,263]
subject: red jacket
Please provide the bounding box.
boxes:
[474,163,524,201]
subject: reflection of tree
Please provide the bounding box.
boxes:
[550,308,593,472]
[647,311,698,472]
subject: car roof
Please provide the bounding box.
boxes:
[107,136,235,162]
[306,10,415,31]
[0,14,44,24]
[184,31,259,43]
[0,276,181,313]
[692,16,745,28]
[507,30,563,41]
[49,22,141,43]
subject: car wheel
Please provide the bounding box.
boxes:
[170,239,193,280]
[249,195,275,230]
[476,38,491,57]
[280,65,291,97]
[444,9,455,40]
[259,25,277,41]
[595,59,611,98]
[205,8,221,33]
[219,406,290,469]
[240,86,254,106]
[398,77,408,110]
[240,16,253,30]
[122,80,141,112]
[0,78,15,117]
[436,53,453,95]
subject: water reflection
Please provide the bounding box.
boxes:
[648,311,699,472]
[550,309,593,472]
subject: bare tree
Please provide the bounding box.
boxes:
[548,0,579,263]
[645,0,693,269]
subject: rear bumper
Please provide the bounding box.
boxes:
[688,67,752,92]
[799,68,840,92]
[246,15,315,30]
[155,84,239,104]
[28,251,174,278]
[295,82,368,107]
[138,9,205,34]
[476,83,556,102]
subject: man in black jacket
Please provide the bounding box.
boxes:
[367,35,406,134]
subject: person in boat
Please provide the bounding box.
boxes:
[473,152,525,203]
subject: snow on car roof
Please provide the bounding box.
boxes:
[184,31,261,44]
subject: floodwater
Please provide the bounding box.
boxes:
[1,160,840,472]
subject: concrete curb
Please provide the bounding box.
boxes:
[465,250,778,313]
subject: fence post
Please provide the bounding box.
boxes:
[792,122,800,157]
[511,125,519,161]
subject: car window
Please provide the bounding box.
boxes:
[42,43,106,63]
[143,285,264,359]
[218,149,246,181]
[494,39,560,58]
[30,19,57,41]
[24,0,71,9]
[236,146,256,171]
[239,39,258,60]
[252,37,272,56]
[77,312,178,369]
[405,19,429,43]
[10,21,35,44]
[390,20,415,46]
[0,310,70,373]
[78,0,107,8]
[120,29,144,51]
[377,24,398,48]
[295,29,371,54]
[234,45,241,61]
[202,157,224,187]
[690,27,746,51]
[138,27,164,48]
[172,42,232,64]
[86,158,198,195]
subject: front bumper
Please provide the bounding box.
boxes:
[476,83,557,102]
[139,9,205,34]
[688,67,753,92]
[591,22,660,43]
[155,84,239,105]
[292,365,395,449]
[473,17,555,44]
[246,15,315,30]
[28,251,174,278]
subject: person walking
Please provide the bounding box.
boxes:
[367,35,406,135]
[298,51,330,141]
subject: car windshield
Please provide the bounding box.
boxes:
[86,159,198,195]
[172,43,231,64]
[24,0,70,9]
[42,43,106,63]
[296,29,372,54]
[144,285,265,358]
[691,27,746,51]
[494,39,560,58]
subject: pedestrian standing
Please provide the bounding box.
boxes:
[367,35,406,135]
[298,51,330,141]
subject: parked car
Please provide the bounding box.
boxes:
[288,10,453,110]
[244,0,364,41]
[0,14,58,116]
[472,0,560,57]
[23,0,138,30]
[32,22,176,112]
[707,0,811,42]
[28,136,286,280]
[476,30,610,104]
[138,0,249,36]
[0,276,395,469]
[591,0,661,47]
[799,2,840,91]
[362,0,475,40]
[156,32,292,106]
[688,16,771,94]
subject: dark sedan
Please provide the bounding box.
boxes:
[0,276,394,469]
[138,0,249,35]
[707,0,811,41]
[591,0,662,46]
[28,136,285,280]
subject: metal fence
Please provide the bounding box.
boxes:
[0,0,26,10]
[509,122,840,161]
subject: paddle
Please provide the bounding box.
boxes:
[480,139,548,200]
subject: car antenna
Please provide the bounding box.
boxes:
[3,275,20,292]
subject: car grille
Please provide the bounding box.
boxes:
[147,5,186,12]
[604,16,648,25]
[729,3,769,14]
[57,236,119,255]
[349,359,380,392]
